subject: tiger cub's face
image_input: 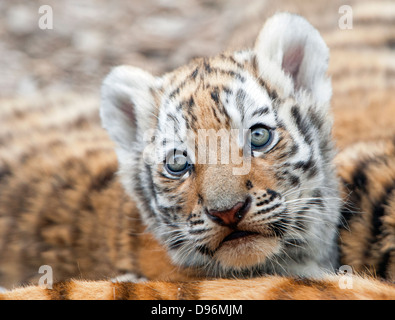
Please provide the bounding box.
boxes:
[101,13,341,277]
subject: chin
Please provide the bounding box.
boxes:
[213,235,281,270]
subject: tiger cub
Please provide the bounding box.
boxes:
[0,13,394,299]
[100,12,339,278]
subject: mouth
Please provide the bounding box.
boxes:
[221,230,259,244]
[213,229,280,269]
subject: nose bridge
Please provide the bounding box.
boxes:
[200,164,244,211]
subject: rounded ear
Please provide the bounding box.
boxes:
[254,13,331,104]
[100,66,159,154]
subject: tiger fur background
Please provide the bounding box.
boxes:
[1,0,395,299]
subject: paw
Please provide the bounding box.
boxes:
[111,273,147,283]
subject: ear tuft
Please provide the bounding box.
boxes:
[255,13,331,103]
[100,66,158,153]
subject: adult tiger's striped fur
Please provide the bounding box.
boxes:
[336,139,395,280]
[2,276,395,300]
[1,12,395,299]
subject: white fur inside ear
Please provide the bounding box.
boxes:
[100,66,158,153]
[255,12,331,104]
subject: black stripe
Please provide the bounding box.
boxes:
[176,102,184,112]
[270,217,289,237]
[211,106,222,124]
[168,67,200,100]
[0,165,11,183]
[144,164,158,203]
[295,217,307,233]
[256,77,278,100]
[227,54,245,69]
[168,236,187,250]
[222,86,233,96]
[255,202,282,215]
[376,250,392,279]
[251,107,269,118]
[256,198,272,206]
[291,105,313,144]
[284,238,306,247]
[159,214,181,228]
[189,228,210,235]
[195,244,215,256]
[293,155,317,177]
[289,143,299,157]
[274,170,286,181]
[308,189,324,208]
[190,67,199,80]
[288,174,301,187]
[210,90,220,104]
[0,180,34,260]
[167,113,180,126]
[203,65,246,82]
[307,165,318,178]
[210,87,230,123]
[169,87,180,99]
[351,164,368,192]
[307,106,324,130]
[368,182,395,277]
[267,189,280,198]
[294,207,310,232]
[187,96,195,108]
[338,157,380,229]
[189,219,204,226]
[113,282,137,300]
[251,53,258,71]
[203,60,212,73]
[339,164,371,228]
[153,183,180,194]
[339,203,355,230]
[47,281,70,300]
[90,167,116,191]
[255,189,280,206]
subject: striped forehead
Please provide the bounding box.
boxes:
[156,57,276,153]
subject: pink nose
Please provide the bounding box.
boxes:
[206,198,251,227]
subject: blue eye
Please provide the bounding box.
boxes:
[165,151,189,175]
[250,125,272,149]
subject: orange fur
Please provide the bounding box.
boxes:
[1,276,395,300]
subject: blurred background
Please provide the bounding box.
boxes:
[0,0,395,147]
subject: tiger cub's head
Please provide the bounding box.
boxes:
[101,13,340,277]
